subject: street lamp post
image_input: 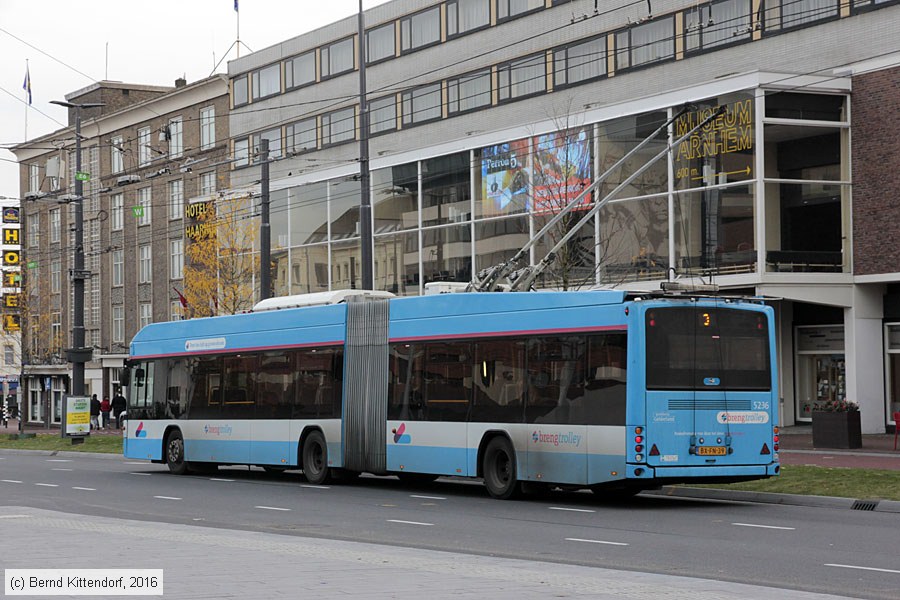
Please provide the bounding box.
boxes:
[50,100,103,398]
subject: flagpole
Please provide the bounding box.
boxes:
[23,59,29,140]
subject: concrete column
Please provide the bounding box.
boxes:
[844,283,886,433]
[776,300,795,427]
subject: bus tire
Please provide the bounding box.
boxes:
[165,430,188,476]
[482,436,521,500]
[302,430,331,485]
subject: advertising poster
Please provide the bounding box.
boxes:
[532,127,592,214]
[480,139,530,217]
[65,396,91,436]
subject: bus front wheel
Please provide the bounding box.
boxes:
[302,431,331,485]
[165,430,188,475]
[482,437,520,500]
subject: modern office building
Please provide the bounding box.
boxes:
[12,76,230,426]
[226,0,900,433]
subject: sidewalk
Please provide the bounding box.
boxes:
[0,418,124,437]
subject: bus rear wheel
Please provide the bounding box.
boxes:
[302,431,331,485]
[482,437,520,500]
[165,430,188,476]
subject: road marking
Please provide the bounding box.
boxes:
[1,479,22,483]
[255,505,291,511]
[209,478,234,482]
[46,459,72,463]
[566,537,629,546]
[732,522,795,531]
[35,483,59,487]
[129,472,152,476]
[824,563,900,575]
[124,462,148,465]
[0,515,30,519]
[153,496,182,501]
[549,506,596,513]
[72,487,96,491]
[410,494,446,500]
[301,484,330,490]
[52,468,73,472]
[387,519,434,526]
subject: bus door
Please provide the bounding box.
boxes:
[524,337,588,485]
[643,306,775,469]
[250,351,293,466]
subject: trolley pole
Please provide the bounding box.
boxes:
[259,137,271,301]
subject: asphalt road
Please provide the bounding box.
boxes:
[1,451,898,600]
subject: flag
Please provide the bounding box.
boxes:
[23,65,31,105]
[173,287,188,308]
[234,0,238,12]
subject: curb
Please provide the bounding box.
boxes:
[650,485,900,514]
[0,448,123,460]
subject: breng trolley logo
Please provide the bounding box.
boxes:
[203,425,233,436]
[532,430,582,447]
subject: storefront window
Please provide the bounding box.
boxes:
[289,182,328,245]
[795,325,845,420]
[885,324,900,422]
[675,184,755,276]
[329,178,361,240]
[374,231,419,296]
[475,216,529,273]
[597,112,668,199]
[331,239,361,290]
[422,224,471,284]
[475,140,530,219]
[597,197,669,284]
[290,245,329,294]
[422,153,471,227]
[373,164,418,233]
[533,213,596,289]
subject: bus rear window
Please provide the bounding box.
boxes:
[645,307,770,390]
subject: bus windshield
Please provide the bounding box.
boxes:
[645,307,770,391]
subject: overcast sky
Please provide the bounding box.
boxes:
[0,0,392,202]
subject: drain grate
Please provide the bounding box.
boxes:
[851,499,879,511]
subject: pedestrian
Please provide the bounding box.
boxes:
[100,396,111,430]
[90,394,100,430]
[111,390,126,429]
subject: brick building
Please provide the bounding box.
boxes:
[11,76,229,426]
[225,0,900,432]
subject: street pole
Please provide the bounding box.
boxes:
[259,138,271,301]
[50,100,103,398]
[358,0,373,290]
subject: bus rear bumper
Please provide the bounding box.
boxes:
[629,462,779,481]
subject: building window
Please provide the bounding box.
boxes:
[4,345,13,365]
[400,6,441,53]
[402,83,442,126]
[27,213,39,247]
[112,249,123,287]
[369,95,397,134]
[200,106,216,150]
[448,0,490,36]
[616,16,675,70]
[170,300,184,321]
[137,187,151,226]
[448,69,492,115]
[286,118,317,154]
[497,0,544,21]
[685,1,752,53]
[200,172,216,195]
[50,208,60,243]
[555,36,606,87]
[251,63,281,100]
[321,108,356,145]
[138,127,152,166]
[168,116,183,158]
[321,37,355,78]
[111,135,125,173]
[50,314,62,352]
[139,303,153,328]
[170,239,184,280]
[50,259,61,293]
[111,194,124,230]
[367,22,395,63]
[168,180,184,220]
[233,74,249,106]
[498,54,546,101]
[234,138,250,168]
[139,244,152,284]
[769,0,838,29]
[286,52,316,88]
[252,128,282,161]
[29,163,39,192]
[112,306,124,343]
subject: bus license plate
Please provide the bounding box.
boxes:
[697,446,727,456]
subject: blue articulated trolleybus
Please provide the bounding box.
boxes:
[122,289,780,499]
